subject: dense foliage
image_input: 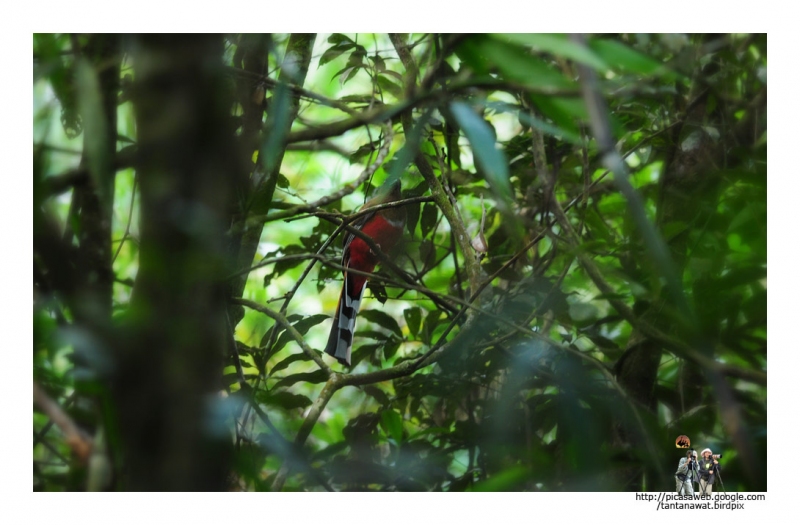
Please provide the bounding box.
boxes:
[33,33,766,491]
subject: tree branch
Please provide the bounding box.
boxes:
[33,383,93,463]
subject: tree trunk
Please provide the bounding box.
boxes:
[113,34,238,490]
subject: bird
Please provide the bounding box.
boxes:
[324,181,406,366]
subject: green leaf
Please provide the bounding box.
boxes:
[34,308,59,355]
[348,45,367,66]
[383,340,401,361]
[355,329,392,341]
[349,142,377,165]
[273,369,328,389]
[418,239,434,266]
[369,54,386,72]
[294,314,330,335]
[327,33,355,45]
[271,313,329,356]
[319,42,353,67]
[494,33,608,71]
[276,173,291,189]
[403,307,422,339]
[419,202,438,238]
[421,310,442,345]
[478,36,573,90]
[728,202,766,233]
[385,108,434,186]
[450,101,513,209]
[589,38,674,78]
[258,391,313,410]
[406,200,420,236]
[269,352,311,374]
[360,310,403,339]
[512,105,583,145]
[382,70,404,83]
[351,343,381,367]
[531,95,588,131]
[454,37,492,75]
[377,75,403,98]
[332,62,364,87]
[662,221,689,240]
[362,385,390,406]
[380,409,404,444]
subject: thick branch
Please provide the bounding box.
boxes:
[229,34,317,324]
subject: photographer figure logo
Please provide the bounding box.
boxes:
[675,448,699,495]
[698,448,722,494]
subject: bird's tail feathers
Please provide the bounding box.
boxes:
[324,273,366,366]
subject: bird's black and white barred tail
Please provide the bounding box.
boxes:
[324,273,366,366]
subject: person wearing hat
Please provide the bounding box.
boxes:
[675,448,699,495]
[698,448,721,494]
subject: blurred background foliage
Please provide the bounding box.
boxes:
[33,33,766,491]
